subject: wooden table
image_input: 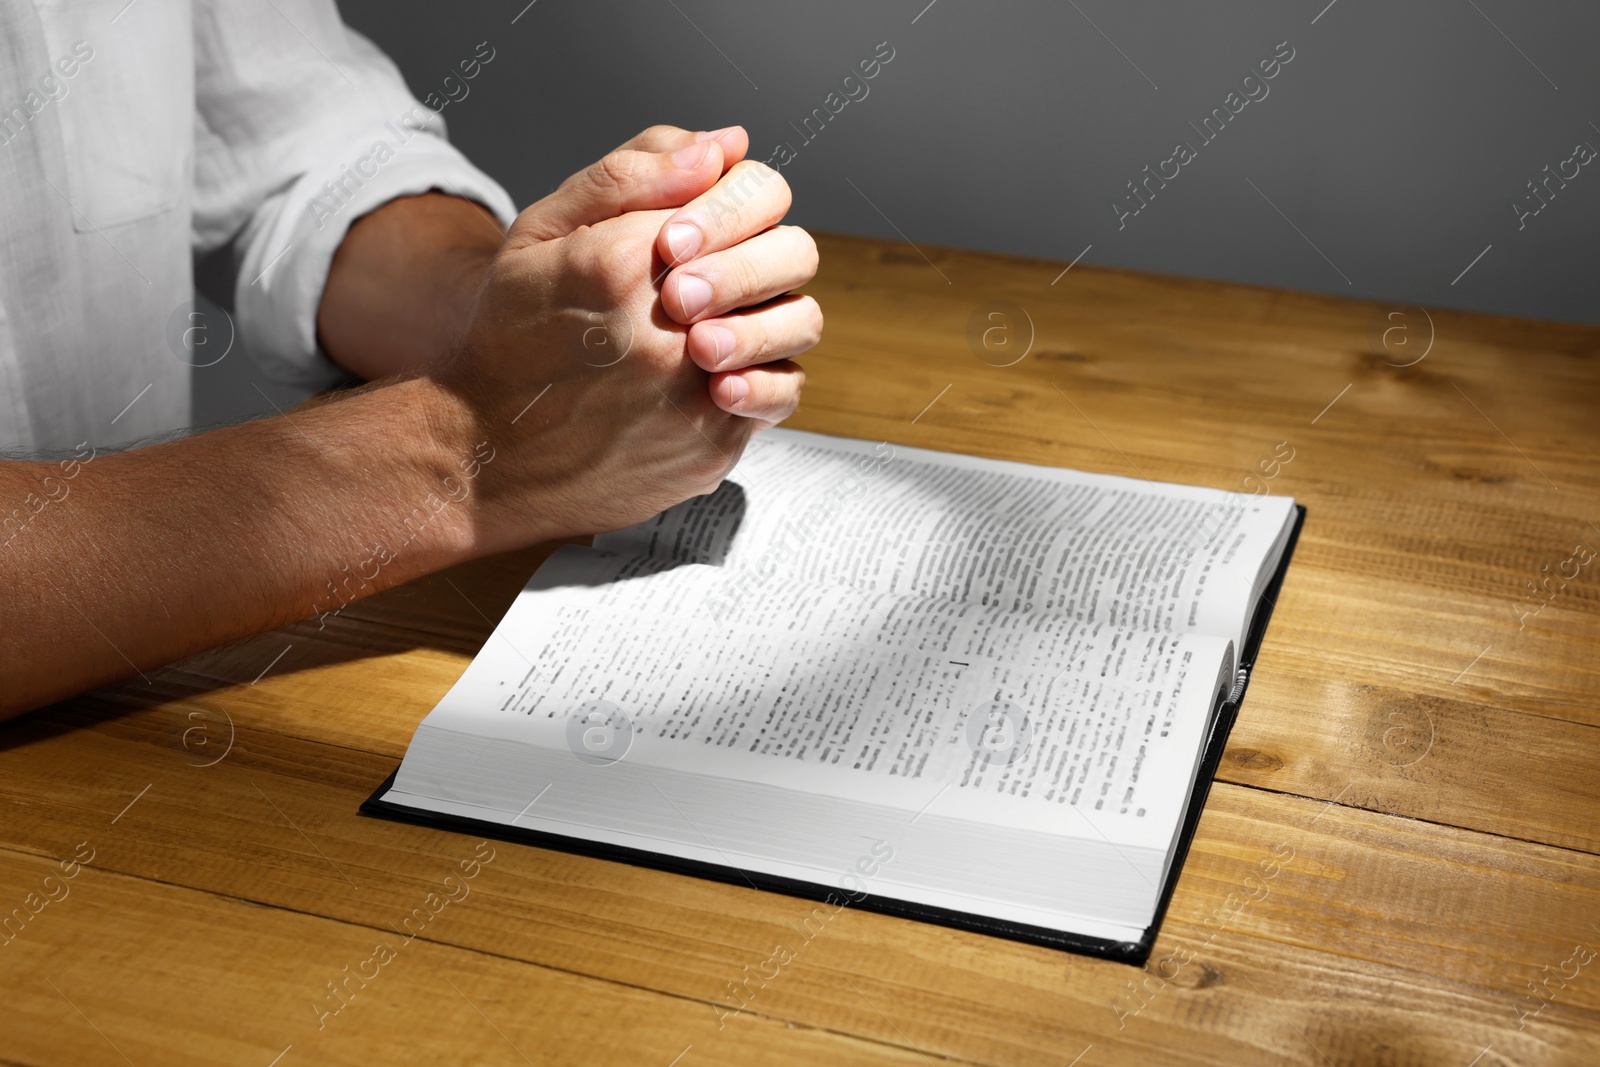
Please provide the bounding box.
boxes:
[4,233,1598,1066]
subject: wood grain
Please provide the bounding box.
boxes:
[2,232,1597,1065]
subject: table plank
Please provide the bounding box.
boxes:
[0,846,939,1067]
[3,698,1597,1066]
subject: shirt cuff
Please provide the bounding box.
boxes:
[233,129,517,389]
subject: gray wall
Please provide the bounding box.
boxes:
[196,0,1597,426]
[341,0,1598,324]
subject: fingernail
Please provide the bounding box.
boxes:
[695,126,738,143]
[665,222,702,264]
[724,375,749,408]
[676,273,713,319]
[707,324,737,368]
[672,141,714,170]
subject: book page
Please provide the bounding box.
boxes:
[407,545,1233,846]
[595,429,1294,650]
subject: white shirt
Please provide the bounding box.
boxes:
[0,0,516,451]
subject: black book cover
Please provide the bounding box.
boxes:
[362,505,1306,965]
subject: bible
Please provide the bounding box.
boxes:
[364,428,1303,963]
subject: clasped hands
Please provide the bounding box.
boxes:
[433,124,820,552]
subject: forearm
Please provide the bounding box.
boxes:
[317,192,505,379]
[0,125,812,720]
[0,377,486,718]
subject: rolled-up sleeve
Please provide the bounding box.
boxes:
[191,0,516,387]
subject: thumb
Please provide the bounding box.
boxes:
[508,139,725,246]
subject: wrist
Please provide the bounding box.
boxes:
[396,373,551,561]
[363,375,491,568]
[320,193,504,380]
[434,227,499,354]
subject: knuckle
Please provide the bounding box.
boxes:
[784,226,819,275]
[750,317,776,361]
[732,256,765,301]
[576,230,635,295]
[723,160,784,211]
[699,189,743,234]
[803,298,825,346]
[727,159,769,179]
[770,171,794,213]
[584,151,634,202]
[737,159,785,192]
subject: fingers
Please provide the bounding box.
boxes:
[662,225,817,324]
[685,295,823,372]
[655,161,791,266]
[509,137,727,245]
[617,124,748,168]
[709,360,805,423]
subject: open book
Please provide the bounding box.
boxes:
[365,429,1302,962]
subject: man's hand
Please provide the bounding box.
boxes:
[430,126,820,551]
[317,123,757,381]
[486,122,819,424]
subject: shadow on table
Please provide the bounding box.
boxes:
[0,541,570,752]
